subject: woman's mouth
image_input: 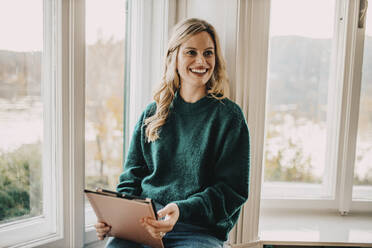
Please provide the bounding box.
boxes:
[189,68,209,75]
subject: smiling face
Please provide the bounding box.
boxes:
[177,31,215,90]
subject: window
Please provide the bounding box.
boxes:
[0,0,253,247]
[84,0,127,228]
[0,0,43,225]
[263,0,337,199]
[353,2,372,201]
[0,0,60,247]
[261,0,372,213]
[0,0,370,247]
[84,0,169,244]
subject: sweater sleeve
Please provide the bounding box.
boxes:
[116,110,148,196]
[173,116,250,231]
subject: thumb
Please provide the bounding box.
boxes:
[157,203,176,218]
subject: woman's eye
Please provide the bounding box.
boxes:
[204,50,214,57]
[186,50,197,56]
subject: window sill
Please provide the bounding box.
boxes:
[85,226,108,248]
[84,239,107,248]
[258,208,372,246]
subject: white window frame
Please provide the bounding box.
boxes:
[126,0,172,138]
[43,0,86,246]
[258,0,372,214]
[2,0,370,247]
[0,1,63,247]
[84,0,173,245]
[0,0,86,247]
[261,0,343,201]
[346,0,372,203]
[233,0,269,246]
[230,0,372,246]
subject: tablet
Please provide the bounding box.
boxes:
[85,188,164,248]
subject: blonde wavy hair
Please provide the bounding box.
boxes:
[145,18,229,142]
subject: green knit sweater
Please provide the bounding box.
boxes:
[117,91,250,241]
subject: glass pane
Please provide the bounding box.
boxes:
[0,0,43,224]
[353,5,372,200]
[263,0,335,185]
[85,0,126,192]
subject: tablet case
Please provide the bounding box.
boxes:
[84,189,164,248]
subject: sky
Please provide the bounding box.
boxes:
[0,0,125,52]
[0,0,43,51]
[0,0,371,51]
[85,0,125,45]
[269,0,371,38]
[270,0,336,38]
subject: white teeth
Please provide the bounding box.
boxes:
[190,68,207,74]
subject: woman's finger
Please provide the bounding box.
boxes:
[97,227,111,234]
[145,224,171,233]
[97,233,105,240]
[146,209,178,227]
[141,203,180,239]
[95,223,111,239]
[143,220,169,238]
[144,224,162,240]
[142,219,172,235]
[94,222,106,229]
[145,218,173,230]
[157,203,179,221]
[96,225,111,231]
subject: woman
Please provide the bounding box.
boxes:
[95,18,250,248]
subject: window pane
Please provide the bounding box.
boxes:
[0,0,43,224]
[353,5,372,200]
[263,0,335,186]
[85,0,126,192]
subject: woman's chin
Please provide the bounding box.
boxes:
[189,76,211,86]
[187,80,209,88]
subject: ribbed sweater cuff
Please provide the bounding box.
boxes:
[172,200,192,222]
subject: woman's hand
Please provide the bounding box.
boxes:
[140,203,179,239]
[94,222,111,240]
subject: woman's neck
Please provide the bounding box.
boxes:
[179,84,207,103]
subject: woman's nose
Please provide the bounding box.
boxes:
[195,53,206,64]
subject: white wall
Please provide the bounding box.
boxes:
[175,0,239,99]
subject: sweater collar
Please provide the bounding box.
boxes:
[172,90,215,114]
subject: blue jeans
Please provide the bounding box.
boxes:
[105,202,224,248]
